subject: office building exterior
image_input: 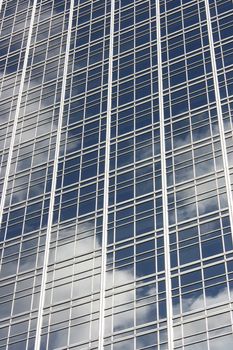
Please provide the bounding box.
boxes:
[0,0,233,349]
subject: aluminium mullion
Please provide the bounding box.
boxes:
[34,1,75,349]
[204,0,233,238]
[0,0,3,12]
[156,0,174,350]
[0,0,5,22]
[98,0,115,349]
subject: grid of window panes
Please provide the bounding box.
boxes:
[0,1,74,349]
[104,1,169,350]
[0,0,111,349]
[161,0,233,349]
[41,1,111,349]
[0,1,233,350]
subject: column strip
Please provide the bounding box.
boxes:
[0,0,4,17]
[98,0,115,349]
[204,0,233,234]
[156,1,174,349]
[0,0,38,234]
[34,1,75,349]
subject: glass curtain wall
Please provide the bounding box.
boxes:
[0,1,233,350]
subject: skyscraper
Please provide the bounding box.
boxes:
[0,0,233,349]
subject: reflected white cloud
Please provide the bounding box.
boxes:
[174,158,226,225]
[172,113,221,150]
[44,223,158,347]
[1,220,232,349]
[174,287,233,349]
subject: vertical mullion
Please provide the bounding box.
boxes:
[0,0,4,16]
[98,0,115,349]
[156,0,174,349]
[34,1,75,349]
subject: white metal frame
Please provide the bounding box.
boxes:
[156,0,174,349]
[98,0,115,349]
[34,1,75,349]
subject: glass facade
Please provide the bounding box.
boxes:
[0,1,233,349]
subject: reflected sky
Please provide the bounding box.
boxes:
[0,1,233,350]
